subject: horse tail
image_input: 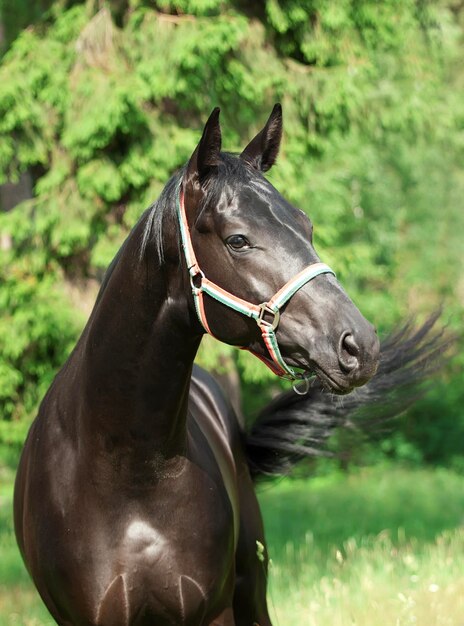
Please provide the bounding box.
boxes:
[245,312,452,479]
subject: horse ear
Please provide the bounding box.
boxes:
[240,103,282,173]
[186,108,222,187]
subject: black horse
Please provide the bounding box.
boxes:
[14,106,441,625]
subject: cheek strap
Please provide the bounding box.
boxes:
[176,185,335,381]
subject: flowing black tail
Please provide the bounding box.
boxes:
[245,313,453,478]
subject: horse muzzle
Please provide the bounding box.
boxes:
[277,279,381,394]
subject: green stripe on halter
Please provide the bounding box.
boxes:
[270,265,336,310]
[202,283,260,319]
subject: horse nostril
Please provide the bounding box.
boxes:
[342,333,360,357]
[338,331,360,373]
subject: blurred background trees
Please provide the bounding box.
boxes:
[0,0,462,466]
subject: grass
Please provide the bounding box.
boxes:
[267,533,464,626]
[1,465,464,625]
[257,467,464,625]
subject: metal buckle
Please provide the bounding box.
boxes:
[256,303,280,330]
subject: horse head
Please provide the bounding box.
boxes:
[180,105,380,394]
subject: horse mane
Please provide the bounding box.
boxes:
[140,170,183,264]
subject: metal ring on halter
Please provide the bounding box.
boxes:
[189,268,205,294]
[292,377,311,396]
[256,303,280,330]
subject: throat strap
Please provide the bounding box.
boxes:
[176,185,335,381]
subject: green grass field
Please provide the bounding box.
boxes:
[1,465,464,625]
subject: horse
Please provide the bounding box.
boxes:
[14,104,436,626]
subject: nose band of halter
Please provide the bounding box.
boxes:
[176,186,336,381]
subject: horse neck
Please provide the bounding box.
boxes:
[72,212,201,458]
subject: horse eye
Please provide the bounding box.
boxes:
[226,235,250,250]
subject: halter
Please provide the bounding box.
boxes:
[176,185,336,383]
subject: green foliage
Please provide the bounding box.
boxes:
[0,0,462,462]
[398,357,464,466]
[0,256,80,442]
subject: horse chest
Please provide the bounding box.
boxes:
[40,464,236,625]
[86,502,234,625]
